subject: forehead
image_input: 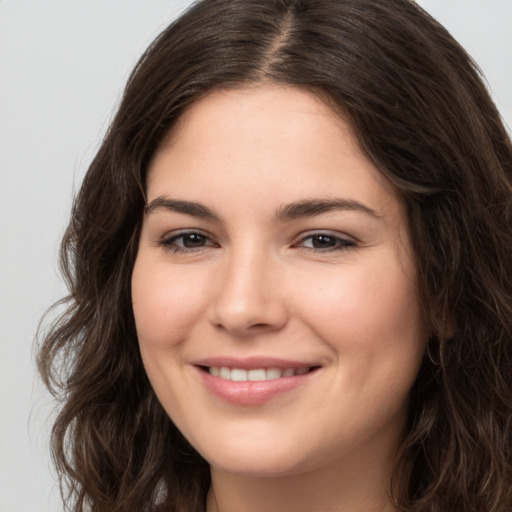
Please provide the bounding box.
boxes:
[147,85,402,221]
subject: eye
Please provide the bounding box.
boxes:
[159,231,217,253]
[295,232,356,251]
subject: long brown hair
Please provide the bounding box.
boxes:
[38,1,512,511]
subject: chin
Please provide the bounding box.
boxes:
[195,434,322,478]
[208,455,310,478]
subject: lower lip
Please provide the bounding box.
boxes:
[197,368,317,405]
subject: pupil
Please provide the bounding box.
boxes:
[312,235,335,248]
[184,234,205,247]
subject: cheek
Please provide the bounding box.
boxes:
[293,254,426,361]
[131,258,208,349]
[293,258,425,444]
[131,257,206,420]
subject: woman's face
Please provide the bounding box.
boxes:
[132,85,427,477]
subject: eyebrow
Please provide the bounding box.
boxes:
[275,198,381,221]
[144,196,381,222]
[145,197,221,221]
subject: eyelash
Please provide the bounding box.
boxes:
[158,230,217,253]
[293,232,357,252]
[158,230,357,254]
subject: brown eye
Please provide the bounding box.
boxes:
[309,235,338,249]
[180,233,208,248]
[159,231,216,253]
[298,232,356,251]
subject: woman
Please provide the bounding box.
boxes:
[38,1,512,511]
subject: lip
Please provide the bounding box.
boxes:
[194,356,318,370]
[193,356,321,406]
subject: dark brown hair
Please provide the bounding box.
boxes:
[38,1,512,511]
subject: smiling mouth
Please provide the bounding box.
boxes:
[196,362,321,405]
[203,366,319,381]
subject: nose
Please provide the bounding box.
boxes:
[207,247,289,336]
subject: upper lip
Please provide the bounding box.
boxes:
[193,356,320,370]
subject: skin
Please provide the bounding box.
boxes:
[132,84,428,512]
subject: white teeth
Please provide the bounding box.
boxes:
[266,368,283,380]
[282,368,295,377]
[230,368,247,382]
[208,366,311,381]
[248,369,266,381]
[219,367,231,379]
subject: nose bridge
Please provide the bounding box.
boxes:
[209,239,287,335]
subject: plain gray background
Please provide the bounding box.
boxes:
[1,1,511,511]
